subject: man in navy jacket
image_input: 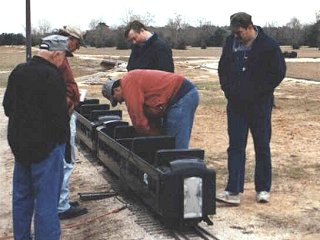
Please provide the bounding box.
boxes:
[125,20,174,72]
[217,12,286,205]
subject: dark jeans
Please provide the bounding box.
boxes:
[225,96,273,194]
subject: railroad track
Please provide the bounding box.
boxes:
[79,146,219,240]
[131,201,220,240]
[172,225,220,240]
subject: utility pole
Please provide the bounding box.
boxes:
[26,0,31,62]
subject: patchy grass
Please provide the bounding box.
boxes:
[199,90,225,106]
[273,162,309,181]
[0,46,25,87]
[286,62,320,80]
[0,73,9,88]
[281,46,320,58]
[194,80,220,91]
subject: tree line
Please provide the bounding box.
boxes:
[1,13,319,49]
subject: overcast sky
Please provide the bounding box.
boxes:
[1,0,319,34]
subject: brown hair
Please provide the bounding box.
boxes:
[124,20,147,38]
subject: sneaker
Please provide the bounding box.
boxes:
[256,191,270,203]
[69,201,79,207]
[216,191,240,205]
[59,206,88,220]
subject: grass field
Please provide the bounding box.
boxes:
[1,45,319,87]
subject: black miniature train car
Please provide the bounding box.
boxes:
[74,99,216,226]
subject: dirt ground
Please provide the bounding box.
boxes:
[0,46,320,240]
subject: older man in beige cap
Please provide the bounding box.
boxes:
[60,25,86,50]
[57,26,88,220]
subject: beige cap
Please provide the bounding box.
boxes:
[59,25,86,47]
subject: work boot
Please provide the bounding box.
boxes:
[59,205,88,220]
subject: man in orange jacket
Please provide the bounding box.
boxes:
[102,69,199,149]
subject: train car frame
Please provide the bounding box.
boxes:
[75,99,216,227]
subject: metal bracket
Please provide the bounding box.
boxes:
[78,191,118,201]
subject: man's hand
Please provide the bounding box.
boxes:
[68,103,75,115]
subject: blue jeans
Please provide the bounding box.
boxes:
[225,96,273,194]
[58,113,76,213]
[12,144,65,240]
[164,87,199,149]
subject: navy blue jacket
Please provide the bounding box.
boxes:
[218,26,286,107]
[127,33,174,72]
[3,56,68,165]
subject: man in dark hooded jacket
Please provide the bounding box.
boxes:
[217,12,286,205]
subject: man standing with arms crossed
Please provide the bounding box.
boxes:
[217,12,286,205]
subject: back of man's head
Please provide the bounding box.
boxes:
[39,35,72,57]
[38,35,72,67]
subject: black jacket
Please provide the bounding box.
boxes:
[3,56,68,165]
[218,26,286,108]
[127,33,174,72]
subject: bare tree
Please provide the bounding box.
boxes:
[263,22,280,41]
[316,10,320,22]
[166,14,184,46]
[89,19,103,30]
[317,10,320,48]
[286,17,303,48]
[314,10,320,48]
[37,19,51,35]
[120,9,154,26]
[196,19,212,28]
